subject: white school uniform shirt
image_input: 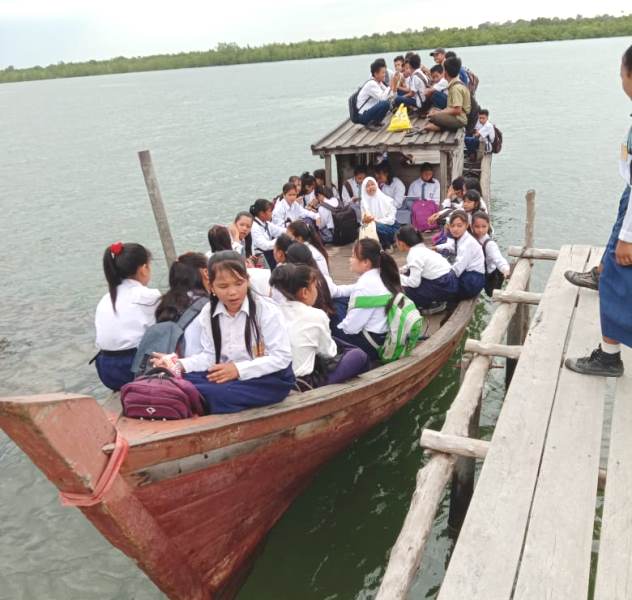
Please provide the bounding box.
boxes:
[356,79,394,114]
[182,294,208,357]
[248,268,272,297]
[361,177,396,225]
[400,244,451,288]
[433,78,448,93]
[436,231,485,277]
[95,279,161,350]
[408,177,441,205]
[179,296,292,380]
[252,218,285,253]
[478,234,510,275]
[341,177,361,206]
[381,177,406,209]
[317,197,339,231]
[307,242,331,279]
[618,126,632,242]
[271,198,313,227]
[475,121,495,152]
[336,269,390,335]
[277,299,337,377]
[410,70,429,107]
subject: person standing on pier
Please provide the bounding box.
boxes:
[565,44,632,377]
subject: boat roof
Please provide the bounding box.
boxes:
[311,115,464,157]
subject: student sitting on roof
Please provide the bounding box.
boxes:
[355,59,400,129]
[393,53,429,112]
[424,56,471,133]
[375,161,406,209]
[422,64,449,111]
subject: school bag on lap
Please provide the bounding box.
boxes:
[319,197,359,245]
[411,200,438,232]
[131,296,209,375]
[350,293,424,363]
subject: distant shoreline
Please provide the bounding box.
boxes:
[2,14,631,84]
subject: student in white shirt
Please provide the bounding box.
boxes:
[396,226,458,308]
[286,219,331,279]
[394,53,429,110]
[272,182,317,227]
[356,58,400,128]
[270,264,369,389]
[423,64,449,110]
[463,177,489,212]
[94,242,161,390]
[462,190,486,225]
[311,186,339,243]
[153,251,294,414]
[334,238,402,361]
[301,173,316,207]
[361,176,399,249]
[342,165,366,223]
[375,162,406,209]
[207,224,242,259]
[472,211,510,296]
[465,108,496,156]
[407,163,441,205]
[228,211,254,260]
[250,199,285,268]
[313,169,340,200]
[428,176,466,227]
[434,211,485,299]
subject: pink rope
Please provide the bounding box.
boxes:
[59,431,129,507]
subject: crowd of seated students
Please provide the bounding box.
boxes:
[93,163,508,416]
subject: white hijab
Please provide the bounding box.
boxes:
[360,176,396,225]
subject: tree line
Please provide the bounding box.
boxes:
[2,14,631,84]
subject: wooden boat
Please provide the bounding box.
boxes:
[0,120,488,599]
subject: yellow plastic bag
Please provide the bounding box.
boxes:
[387,104,411,132]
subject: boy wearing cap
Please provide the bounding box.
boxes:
[430,48,446,64]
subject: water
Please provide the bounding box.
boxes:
[1,36,630,599]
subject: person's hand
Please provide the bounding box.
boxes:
[245,257,255,268]
[428,213,439,224]
[362,214,374,224]
[228,222,240,241]
[615,240,632,266]
[207,362,239,384]
[428,108,438,115]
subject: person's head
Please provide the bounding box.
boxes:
[285,242,335,315]
[103,242,152,309]
[452,176,465,197]
[313,168,326,187]
[314,185,333,202]
[443,56,462,80]
[471,211,491,239]
[403,60,414,78]
[448,210,469,239]
[282,182,298,204]
[155,252,208,322]
[420,162,434,182]
[353,165,367,185]
[478,108,489,126]
[273,233,294,265]
[362,176,379,196]
[374,161,393,185]
[407,53,421,71]
[430,64,444,83]
[430,47,446,64]
[463,176,482,196]
[444,51,457,60]
[621,44,632,100]
[396,225,423,251]
[463,189,482,213]
[370,59,387,82]
[394,55,405,72]
[208,225,233,252]
[270,263,318,307]
[250,198,273,222]
[301,172,316,195]
[287,219,329,265]
[288,175,301,191]
[233,211,254,240]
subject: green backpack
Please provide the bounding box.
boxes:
[349,292,424,363]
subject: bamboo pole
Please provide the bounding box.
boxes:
[421,430,490,460]
[492,290,542,305]
[138,150,177,268]
[507,247,559,260]
[464,340,523,360]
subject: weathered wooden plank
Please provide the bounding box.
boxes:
[492,290,542,305]
[420,430,489,459]
[594,345,632,600]
[513,248,605,599]
[507,246,560,260]
[463,339,522,359]
[438,244,591,600]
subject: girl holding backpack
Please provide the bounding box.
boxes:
[94,242,161,390]
[153,251,294,414]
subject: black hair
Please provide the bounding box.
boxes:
[285,243,335,316]
[250,198,273,219]
[287,220,329,266]
[450,209,469,225]
[300,173,316,195]
[234,211,254,257]
[430,64,443,74]
[452,176,465,191]
[624,44,632,73]
[472,210,490,225]
[444,51,457,59]
[353,165,367,176]
[396,225,422,248]
[353,239,402,313]
[479,108,489,117]
[419,162,433,173]
[274,233,294,254]
[404,51,415,60]
[407,53,421,70]
[207,251,261,362]
[463,189,482,212]
[370,59,386,76]
[394,55,405,63]
[208,225,233,252]
[444,56,462,79]
[269,263,317,302]
[102,242,151,311]
[313,168,326,182]
[374,161,393,185]
[155,252,208,323]
[463,177,482,196]
[282,182,297,196]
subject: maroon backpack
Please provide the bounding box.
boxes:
[120,368,205,420]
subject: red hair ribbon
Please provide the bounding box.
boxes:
[110,241,124,258]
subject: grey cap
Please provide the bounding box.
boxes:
[430,48,446,56]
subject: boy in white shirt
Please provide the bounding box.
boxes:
[356,58,400,129]
[465,108,496,157]
[423,64,448,111]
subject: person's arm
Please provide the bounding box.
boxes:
[179,314,216,373]
[616,192,632,265]
[374,198,396,225]
[271,203,285,227]
[338,294,374,334]
[487,240,511,276]
[315,312,338,358]
[252,226,276,252]
[400,260,422,288]
[392,179,406,209]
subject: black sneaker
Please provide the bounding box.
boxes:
[564,266,600,291]
[565,346,624,377]
[420,301,448,316]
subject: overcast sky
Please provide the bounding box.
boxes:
[0,0,630,68]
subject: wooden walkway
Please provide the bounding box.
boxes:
[437,244,632,600]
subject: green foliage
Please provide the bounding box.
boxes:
[1,14,631,84]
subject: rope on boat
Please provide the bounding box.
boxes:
[59,431,128,507]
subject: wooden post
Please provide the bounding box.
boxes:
[505,190,535,386]
[480,153,492,208]
[439,151,449,202]
[324,154,332,188]
[138,150,177,268]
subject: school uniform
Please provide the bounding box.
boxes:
[316,197,339,242]
[182,294,208,358]
[465,120,496,153]
[247,268,272,297]
[252,218,284,268]
[94,279,161,390]
[401,244,458,308]
[361,177,399,249]
[271,198,314,228]
[478,234,509,275]
[342,177,363,223]
[180,296,294,413]
[430,78,448,109]
[356,79,394,126]
[436,231,485,299]
[407,178,441,205]
[307,242,330,279]
[381,177,406,209]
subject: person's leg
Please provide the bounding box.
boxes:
[334,330,384,362]
[393,95,417,109]
[357,101,390,125]
[404,273,457,308]
[326,347,371,384]
[375,222,399,249]
[431,91,447,109]
[457,271,485,300]
[464,136,478,153]
[427,112,464,131]
[95,350,136,391]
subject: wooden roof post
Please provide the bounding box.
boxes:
[324,154,332,188]
[439,151,449,202]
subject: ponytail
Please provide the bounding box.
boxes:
[250,198,272,219]
[353,239,402,312]
[287,220,329,266]
[269,263,316,302]
[102,242,151,311]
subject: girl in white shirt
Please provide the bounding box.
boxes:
[270,264,368,389]
[249,199,285,268]
[94,242,161,390]
[472,211,510,297]
[396,226,458,308]
[272,183,317,227]
[360,177,399,249]
[435,211,486,300]
[154,251,294,414]
[286,219,331,279]
[334,238,402,361]
[228,211,255,261]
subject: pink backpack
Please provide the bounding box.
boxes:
[411,200,438,232]
[120,368,205,420]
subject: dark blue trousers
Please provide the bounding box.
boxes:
[95,349,136,391]
[357,101,390,126]
[376,222,400,249]
[393,95,417,109]
[457,271,485,300]
[404,271,459,308]
[334,330,387,362]
[431,91,447,109]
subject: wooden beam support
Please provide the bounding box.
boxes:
[493,290,542,305]
[421,430,489,460]
[464,339,523,360]
[508,246,559,260]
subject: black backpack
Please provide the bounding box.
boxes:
[131,296,209,375]
[319,197,359,246]
[348,80,371,124]
[491,125,503,154]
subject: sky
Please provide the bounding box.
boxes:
[0,0,630,69]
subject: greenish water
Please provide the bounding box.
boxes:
[0,36,631,599]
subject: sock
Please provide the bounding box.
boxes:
[601,341,621,355]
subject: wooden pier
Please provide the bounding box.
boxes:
[378,204,632,598]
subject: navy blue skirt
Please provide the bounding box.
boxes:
[94,348,136,391]
[457,271,485,300]
[404,271,459,308]
[600,186,632,347]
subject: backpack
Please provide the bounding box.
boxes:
[481,239,506,297]
[491,125,503,154]
[348,80,371,124]
[319,197,359,245]
[465,68,479,95]
[350,293,424,363]
[120,368,205,420]
[411,200,438,232]
[131,296,209,375]
[412,71,429,105]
